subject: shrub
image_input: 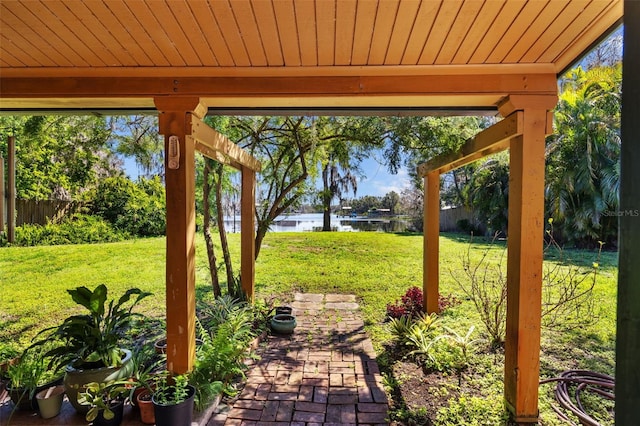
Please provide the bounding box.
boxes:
[386,286,424,319]
[11,214,127,246]
[88,176,165,237]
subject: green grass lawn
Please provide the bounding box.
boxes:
[0,232,617,424]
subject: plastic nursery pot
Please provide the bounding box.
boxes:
[152,385,196,426]
[36,385,65,419]
[270,314,297,335]
[93,400,124,426]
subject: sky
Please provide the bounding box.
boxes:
[124,150,411,198]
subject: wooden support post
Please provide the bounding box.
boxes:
[241,166,256,303]
[423,171,440,314]
[155,97,205,375]
[7,136,15,243]
[503,109,548,423]
[616,3,640,423]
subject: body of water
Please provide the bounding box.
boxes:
[223,213,408,233]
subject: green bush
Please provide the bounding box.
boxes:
[88,176,166,237]
[435,395,508,425]
[10,214,127,246]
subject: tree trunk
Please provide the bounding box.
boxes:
[322,165,332,231]
[202,160,221,298]
[214,164,235,296]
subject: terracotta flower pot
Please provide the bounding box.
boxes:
[136,389,155,424]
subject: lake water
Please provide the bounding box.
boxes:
[223,213,408,233]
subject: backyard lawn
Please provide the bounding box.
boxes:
[0,232,617,425]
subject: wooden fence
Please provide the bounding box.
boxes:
[439,206,479,232]
[16,199,82,226]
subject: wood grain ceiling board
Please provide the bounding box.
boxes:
[88,0,154,66]
[188,1,235,67]
[538,0,618,64]
[209,0,251,66]
[271,0,301,66]
[419,0,463,65]
[230,0,268,66]
[42,0,120,66]
[469,0,527,63]
[368,0,400,65]
[126,1,185,66]
[294,0,318,66]
[335,0,357,65]
[435,0,484,65]
[401,0,440,64]
[522,4,589,64]
[148,0,201,65]
[0,4,70,67]
[351,0,377,66]
[168,0,218,66]
[502,0,568,63]
[451,0,503,64]
[315,0,336,66]
[105,0,169,66]
[384,0,421,65]
[485,0,549,64]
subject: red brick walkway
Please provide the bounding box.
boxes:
[208,293,388,426]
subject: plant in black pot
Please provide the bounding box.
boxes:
[29,284,151,413]
[152,372,196,426]
[78,380,129,426]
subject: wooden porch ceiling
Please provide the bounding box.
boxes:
[0,0,622,112]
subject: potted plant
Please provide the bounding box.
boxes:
[78,380,129,426]
[152,372,196,426]
[29,284,151,413]
[4,349,62,411]
[127,343,163,407]
[136,388,156,424]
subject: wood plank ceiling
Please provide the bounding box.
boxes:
[0,0,623,111]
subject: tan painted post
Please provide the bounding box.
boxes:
[155,97,205,375]
[503,108,548,423]
[423,171,440,314]
[241,166,256,302]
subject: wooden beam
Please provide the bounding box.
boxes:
[498,94,559,117]
[423,172,440,314]
[504,109,549,423]
[616,3,640,423]
[241,166,256,303]
[0,73,558,99]
[418,111,523,176]
[190,116,261,172]
[154,97,204,375]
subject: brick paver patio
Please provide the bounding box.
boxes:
[208,293,389,426]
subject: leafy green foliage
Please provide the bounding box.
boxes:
[435,395,508,425]
[152,373,193,406]
[10,214,126,247]
[547,65,622,247]
[87,176,166,237]
[78,380,129,422]
[30,284,151,369]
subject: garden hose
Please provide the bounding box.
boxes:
[540,370,615,426]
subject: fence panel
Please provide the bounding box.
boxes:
[16,199,81,226]
[440,206,476,232]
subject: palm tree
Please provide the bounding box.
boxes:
[546,65,621,246]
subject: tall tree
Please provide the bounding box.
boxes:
[546,65,621,246]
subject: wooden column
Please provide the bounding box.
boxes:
[155,97,206,374]
[241,166,256,302]
[7,136,15,243]
[616,3,640,423]
[503,108,548,423]
[423,171,440,314]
